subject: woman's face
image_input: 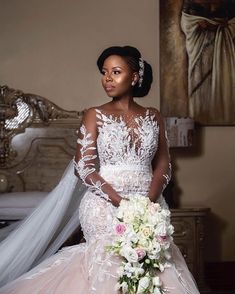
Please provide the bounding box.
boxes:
[101,55,137,98]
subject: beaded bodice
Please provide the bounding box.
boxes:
[95,109,159,197]
[96,109,159,168]
[74,108,161,198]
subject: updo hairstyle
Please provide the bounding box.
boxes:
[97,46,153,97]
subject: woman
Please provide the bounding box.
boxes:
[0,46,199,293]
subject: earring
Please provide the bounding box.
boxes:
[131,81,135,86]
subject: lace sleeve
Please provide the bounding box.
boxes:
[148,110,171,202]
[74,108,122,206]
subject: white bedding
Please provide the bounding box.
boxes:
[0,191,46,220]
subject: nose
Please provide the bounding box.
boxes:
[105,75,113,82]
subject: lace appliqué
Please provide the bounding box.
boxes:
[163,162,172,190]
[73,124,110,201]
[96,109,160,168]
[162,130,172,190]
[79,192,115,243]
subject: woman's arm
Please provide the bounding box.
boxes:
[148,111,171,202]
[74,108,122,207]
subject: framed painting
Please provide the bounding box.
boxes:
[160,0,235,125]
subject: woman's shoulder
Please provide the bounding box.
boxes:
[147,107,164,120]
[146,107,167,129]
[83,106,100,115]
[82,104,112,121]
[147,106,159,114]
[81,107,99,124]
[85,103,113,113]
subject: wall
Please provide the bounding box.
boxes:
[0,0,159,110]
[0,0,234,261]
[173,126,235,261]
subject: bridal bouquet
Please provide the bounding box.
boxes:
[107,196,174,294]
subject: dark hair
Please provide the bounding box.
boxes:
[97,46,153,97]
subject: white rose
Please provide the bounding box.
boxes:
[127,231,139,243]
[121,246,138,263]
[164,261,172,268]
[134,267,145,276]
[123,213,134,223]
[137,276,150,293]
[159,262,165,272]
[120,281,128,293]
[155,222,167,236]
[153,287,162,294]
[161,208,171,218]
[167,224,174,235]
[152,276,162,287]
[148,251,160,260]
[138,237,149,249]
[123,262,135,277]
[116,209,124,219]
[116,266,124,277]
[152,240,161,252]
[154,203,161,211]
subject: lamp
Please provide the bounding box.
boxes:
[163,117,194,208]
[165,117,194,148]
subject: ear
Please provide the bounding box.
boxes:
[131,73,139,86]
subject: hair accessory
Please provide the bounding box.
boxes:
[138,58,144,87]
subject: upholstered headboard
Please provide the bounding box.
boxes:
[0,85,83,193]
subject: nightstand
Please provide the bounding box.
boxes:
[171,207,210,293]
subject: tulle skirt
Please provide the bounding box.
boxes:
[0,236,200,294]
[0,172,200,293]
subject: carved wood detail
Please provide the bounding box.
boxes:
[171,208,211,293]
[0,85,83,192]
[0,85,83,168]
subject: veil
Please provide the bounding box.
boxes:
[0,161,87,287]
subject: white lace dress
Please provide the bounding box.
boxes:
[0,108,199,294]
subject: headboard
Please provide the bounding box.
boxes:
[0,85,83,193]
[0,85,194,196]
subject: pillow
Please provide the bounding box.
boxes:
[0,191,47,220]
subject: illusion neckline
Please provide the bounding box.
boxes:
[94,107,152,119]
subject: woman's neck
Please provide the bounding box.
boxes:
[112,96,136,112]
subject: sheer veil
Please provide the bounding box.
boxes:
[0,161,86,287]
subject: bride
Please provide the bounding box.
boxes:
[0,46,199,293]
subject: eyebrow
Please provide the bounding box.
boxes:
[102,66,124,70]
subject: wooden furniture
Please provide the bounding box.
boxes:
[0,85,83,193]
[171,207,210,293]
[0,85,83,236]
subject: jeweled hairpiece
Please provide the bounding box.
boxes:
[138,58,144,87]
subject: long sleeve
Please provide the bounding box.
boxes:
[148,112,171,202]
[74,108,122,207]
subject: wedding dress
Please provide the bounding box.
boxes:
[0,108,199,293]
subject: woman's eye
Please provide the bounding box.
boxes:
[101,70,106,75]
[113,70,121,75]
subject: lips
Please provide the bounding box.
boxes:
[104,85,115,92]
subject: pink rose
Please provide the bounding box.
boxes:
[136,248,146,261]
[156,235,168,243]
[115,223,126,235]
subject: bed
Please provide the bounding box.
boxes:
[0,85,83,243]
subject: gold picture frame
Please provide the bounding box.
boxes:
[160,0,235,125]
